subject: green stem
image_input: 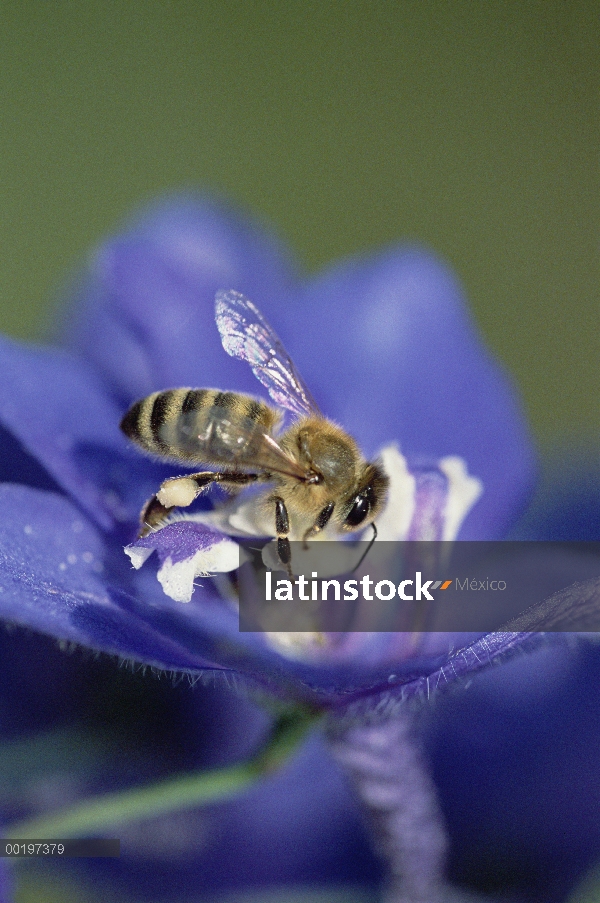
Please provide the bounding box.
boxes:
[8,706,318,841]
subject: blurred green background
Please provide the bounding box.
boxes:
[0,1,597,447]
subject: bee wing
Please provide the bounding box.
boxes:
[164,406,309,481]
[215,289,321,418]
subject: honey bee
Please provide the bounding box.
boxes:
[120,289,389,570]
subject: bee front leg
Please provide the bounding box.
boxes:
[302,502,335,546]
[138,471,260,537]
[274,497,292,577]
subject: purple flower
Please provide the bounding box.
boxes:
[0,195,542,705]
[3,195,598,903]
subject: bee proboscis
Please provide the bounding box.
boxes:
[120,290,389,570]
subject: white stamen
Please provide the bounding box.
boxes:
[438,455,483,541]
[374,444,416,541]
[124,546,154,569]
[156,539,240,603]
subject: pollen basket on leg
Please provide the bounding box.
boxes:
[157,477,201,508]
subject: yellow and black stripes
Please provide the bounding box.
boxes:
[120,388,278,466]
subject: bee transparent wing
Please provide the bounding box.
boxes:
[161,406,309,481]
[215,289,321,418]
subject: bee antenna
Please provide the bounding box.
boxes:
[351,522,378,574]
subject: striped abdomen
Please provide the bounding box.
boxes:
[120,388,279,466]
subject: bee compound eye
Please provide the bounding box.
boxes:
[344,493,371,528]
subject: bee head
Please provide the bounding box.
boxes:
[341,463,389,532]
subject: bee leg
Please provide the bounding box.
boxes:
[138,471,260,537]
[302,502,335,547]
[139,494,173,536]
[138,475,210,536]
[274,497,292,577]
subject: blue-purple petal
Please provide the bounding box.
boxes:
[126,521,240,603]
[59,199,534,542]
[0,197,550,706]
[425,641,600,901]
[0,485,222,671]
[129,520,234,567]
[0,337,163,528]
[0,485,108,633]
[60,195,298,405]
[0,485,470,697]
[0,480,594,703]
[0,486,585,703]
[273,248,535,539]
